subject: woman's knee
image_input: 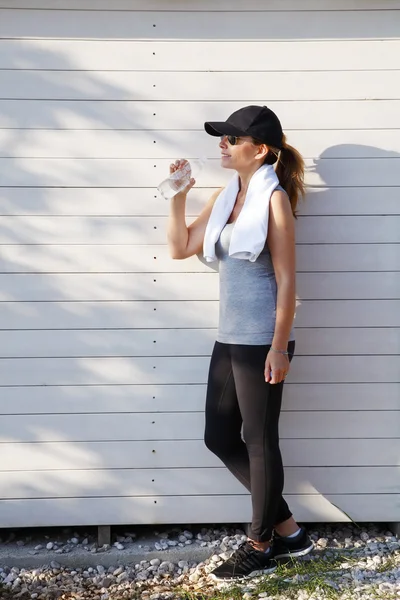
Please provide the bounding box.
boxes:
[204,427,239,458]
[204,428,222,455]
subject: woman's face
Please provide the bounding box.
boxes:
[219,135,266,170]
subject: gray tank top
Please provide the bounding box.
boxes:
[214,189,296,346]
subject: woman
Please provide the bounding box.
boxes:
[167,105,314,580]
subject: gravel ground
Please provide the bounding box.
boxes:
[0,522,399,599]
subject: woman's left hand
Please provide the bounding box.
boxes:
[265,350,290,384]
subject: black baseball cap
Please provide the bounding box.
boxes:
[204,105,283,149]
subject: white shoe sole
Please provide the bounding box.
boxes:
[209,564,277,582]
[274,540,315,560]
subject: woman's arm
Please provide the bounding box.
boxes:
[268,190,296,347]
[167,176,223,259]
[265,189,296,383]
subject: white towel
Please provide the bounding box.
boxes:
[203,164,280,263]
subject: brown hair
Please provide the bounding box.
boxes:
[252,133,305,218]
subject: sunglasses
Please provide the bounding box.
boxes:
[220,135,241,146]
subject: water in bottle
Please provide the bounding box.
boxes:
[157,158,207,200]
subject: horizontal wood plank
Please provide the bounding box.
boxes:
[0,383,398,414]
[0,355,399,385]
[0,272,398,301]
[0,328,398,358]
[2,129,400,159]
[0,187,399,217]
[2,494,399,528]
[0,244,215,274]
[1,439,398,471]
[1,158,399,187]
[2,71,400,101]
[2,467,399,499]
[1,9,400,40]
[0,216,398,245]
[2,100,400,131]
[0,300,398,329]
[1,1,398,11]
[1,40,400,71]
[0,243,398,273]
[1,411,399,442]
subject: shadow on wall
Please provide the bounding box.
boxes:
[292,143,400,521]
[0,36,399,527]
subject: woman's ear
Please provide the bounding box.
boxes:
[254,144,269,160]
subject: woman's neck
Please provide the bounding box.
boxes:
[237,162,264,196]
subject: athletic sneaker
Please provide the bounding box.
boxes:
[209,541,277,581]
[272,526,314,560]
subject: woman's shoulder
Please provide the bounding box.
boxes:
[274,184,288,197]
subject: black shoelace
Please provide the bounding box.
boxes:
[227,541,260,565]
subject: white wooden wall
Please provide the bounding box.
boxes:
[0,0,399,528]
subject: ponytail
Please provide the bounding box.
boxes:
[274,134,305,217]
[253,133,305,217]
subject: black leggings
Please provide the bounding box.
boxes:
[204,340,295,543]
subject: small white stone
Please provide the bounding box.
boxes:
[71,537,79,545]
[46,542,54,550]
[115,543,124,551]
[373,555,382,564]
[150,559,161,567]
[211,555,220,563]
[154,542,163,550]
[178,560,188,568]
[34,545,43,551]
[183,530,193,540]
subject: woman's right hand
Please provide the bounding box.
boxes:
[170,159,196,198]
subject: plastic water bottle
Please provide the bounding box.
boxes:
[157,158,207,200]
